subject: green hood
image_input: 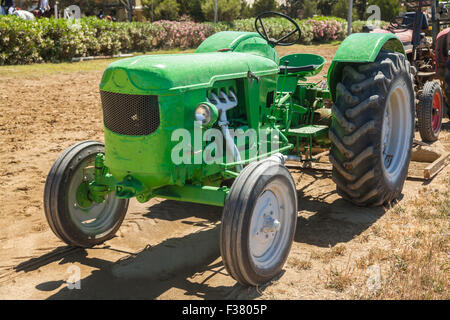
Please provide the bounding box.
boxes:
[100,52,279,95]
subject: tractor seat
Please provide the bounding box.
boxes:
[279,64,320,74]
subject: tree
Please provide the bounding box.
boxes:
[156,0,180,20]
[177,0,204,21]
[201,0,241,22]
[355,0,368,20]
[280,0,302,18]
[301,0,318,19]
[331,0,358,19]
[54,0,102,16]
[317,0,338,16]
[368,0,402,21]
[119,0,135,21]
[142,0,180,21]
[252,0,278,16]
[239,0,253,19]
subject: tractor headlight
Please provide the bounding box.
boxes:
[195,102,218,127]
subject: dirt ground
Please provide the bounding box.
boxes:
[0,44,448,300]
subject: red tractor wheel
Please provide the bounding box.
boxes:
[417,81,443,142]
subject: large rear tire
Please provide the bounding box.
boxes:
[417,81,443,142]
[329,51,415,206]
[44,141,129,247]
[220,159,297,286]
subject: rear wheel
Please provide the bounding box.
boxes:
[330,51,415,206]
[44,140,128,247]
[417,81,443,142]
[220,159,297,286]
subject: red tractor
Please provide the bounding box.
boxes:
[364,0,450,142]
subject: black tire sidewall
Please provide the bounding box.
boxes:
[222,160,297,285]
[419,82,443,141]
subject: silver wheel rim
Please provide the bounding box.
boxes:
[68,156,121,238]
[381,82,412,183]
[249,180,293,270]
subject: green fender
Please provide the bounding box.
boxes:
[327,33,406,100]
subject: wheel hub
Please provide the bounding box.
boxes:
[68,157,122,235]
[262,215,281,233]
[432,91,442,133]
[75,181,93,209]
[250,190,280,258]
[381,83,412,182]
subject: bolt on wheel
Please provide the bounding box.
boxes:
[249,184,290,270]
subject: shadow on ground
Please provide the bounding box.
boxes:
[441,119,450,132]
[22,174,389,299]
[37,226,242,300]
[294,170,387,247]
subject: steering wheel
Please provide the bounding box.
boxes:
[255,11,301,47]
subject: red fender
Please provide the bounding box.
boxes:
[435,28,450,73]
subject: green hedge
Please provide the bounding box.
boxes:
[0,16,387,65]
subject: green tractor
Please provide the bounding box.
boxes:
[44,12,415,286]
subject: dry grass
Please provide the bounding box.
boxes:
[325,265,354,292]
[356,248,390,269]
[355,232,370,243]
[288,257,312,271]
[358,176,450,299]
[312,244,347,263]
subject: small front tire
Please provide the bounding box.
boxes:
[43,140,128,248]
[220,159,297,286]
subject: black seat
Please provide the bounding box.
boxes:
[402,12,429,30]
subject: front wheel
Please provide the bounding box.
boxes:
[417,81,443,142]
[43,140,128,248]
[220,159,297,286]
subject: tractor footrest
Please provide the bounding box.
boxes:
[287,125,328,138]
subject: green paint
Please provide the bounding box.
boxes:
[100,52,279,95]
[195,31,280,63]
[76,182,93,209]
[332,33,405,63]
[327,33,406,100]
[89,31,363,207]
[153,185,229,207]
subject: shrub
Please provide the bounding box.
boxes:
[153,20,215,49]
[307,17,345,41]
[0,15,389,65]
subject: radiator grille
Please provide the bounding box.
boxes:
[100,91,160,136]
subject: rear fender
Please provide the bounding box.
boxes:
[435,28,450,74]
[327,33,405,101]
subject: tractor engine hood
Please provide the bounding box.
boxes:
[100,52,279,95]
